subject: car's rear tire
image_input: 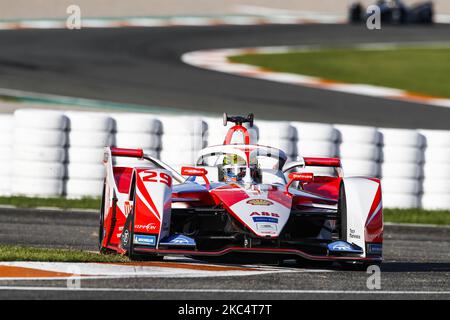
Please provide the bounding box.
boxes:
[98,182,110,254]
[338,182,347,241]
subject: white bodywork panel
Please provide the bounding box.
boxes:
[229,190,291,238]
[343,177,379,257]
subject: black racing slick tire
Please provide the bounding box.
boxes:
[338,182,347,242]
[98,182,110,254]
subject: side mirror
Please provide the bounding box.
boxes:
[181,167,210,189]
[286,172,314,193]
[282,160,305,173]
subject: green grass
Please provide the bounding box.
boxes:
[230,47,450,98]
[0,196,101,210]
[0,245,128,262]
[384,208,450,226]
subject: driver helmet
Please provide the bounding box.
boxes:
[222,154,247,182]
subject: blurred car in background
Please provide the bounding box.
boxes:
[349,0,434,24]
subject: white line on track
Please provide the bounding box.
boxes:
[0,286,449,295]
[0,261,333,282]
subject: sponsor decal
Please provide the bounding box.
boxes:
[170,238,189,244]
[349,228,361,240]
[256,223,277,233]
[246,199,273,206]
[367,243,383,255]
[135,223,157,232]
[250,212,279,217]
[330,242,352,251]
[133,234,156,246]
[121,230,130,246]
[160,234,196,246]
[124,201,133,216]
[327,241,363,254]
[252,217,278,223]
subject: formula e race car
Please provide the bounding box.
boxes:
[99,114,383,269]
[349,0,433,24]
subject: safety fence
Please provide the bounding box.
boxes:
[0,109,449,210]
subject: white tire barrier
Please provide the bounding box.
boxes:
[420,129,450,148]
[115,132,161,150]
[160,116,207,135]
[161,134,206,151]
[12,178,64,197]
[380,128,425,148]
[12,110,69,197]
[0,148,11,161]
[4,108,450,210]
[341,159,380,177]
[0,163,11,176]
[65,179,104,198]
[13,161,66,179]
[66,163,104,180]
[14,128,67,147]
[292,122,338,141]
[381,178,422,194]
[66,111,114,132]
[255,121,297,140]
[339,143,380,161]
[14,109,68,130]
[424,147,450,163]
[0,153,12,195]
[382,193,420,209]
[335,124,380,144]
[0,176,11,196]
[381,146,424,164]
[297,141,337,157]
[113,114,163,134]
[13,146,66,162]
[381,163,423,179]
[423,163,450,179]
[0,115,14,132]
[159,150,197,166]
[67,147,105,164]
[0,132,12,146]
[421,195,450,210]
[65,112,114,198]
[422,179,450,194]
[68,131,114,148]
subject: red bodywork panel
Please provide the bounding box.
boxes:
[114,167,134,194]
[302,176,341,201]
[365,179,383,243]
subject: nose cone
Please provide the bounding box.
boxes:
[212,185,292,238]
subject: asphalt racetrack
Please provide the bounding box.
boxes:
[0,207,449,300]
[1,24,450,128]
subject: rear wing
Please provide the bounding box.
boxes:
[303,157,341,168]
[303,157,343,178]
[106,147,184,183]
